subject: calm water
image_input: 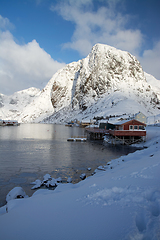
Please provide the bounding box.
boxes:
[0,124,137,207]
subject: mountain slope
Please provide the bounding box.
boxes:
[0,88,40,120]
[44,44,160,123]
[0,44,160,123]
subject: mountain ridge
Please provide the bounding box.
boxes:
[0,43,160,124]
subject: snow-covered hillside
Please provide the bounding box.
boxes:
[0,88,40,120]
[0,44,160,123]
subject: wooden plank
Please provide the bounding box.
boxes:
[109,130,146,137]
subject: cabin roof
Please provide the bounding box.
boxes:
[113,119,146,126]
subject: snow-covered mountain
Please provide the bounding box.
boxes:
[0,87,40,120]
[0,43,160,123]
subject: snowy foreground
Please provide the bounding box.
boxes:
[0,127,160,240]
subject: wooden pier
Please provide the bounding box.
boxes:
[85,128,109,140]
[67,136,87,142]
[108,129,146,145]
[85,119,146,145]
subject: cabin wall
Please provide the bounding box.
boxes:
[122,120,146,131]
[123,124,129,130]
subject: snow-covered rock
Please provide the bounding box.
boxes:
[45,178,57,188]
[97,165,106,171]
[56,177,62,183]
[43,174,52,183]
[80,173,86,180]
[6,187,27,202]
[31,175,63,189]
[31,179,42,190]
[67,177,72,183]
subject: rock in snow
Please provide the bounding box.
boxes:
[97,165,106,171]
[56,177,62,183]
[80,173,86,180]
[45,178,57,188]
[43,174,52,183]
[6,187,27,202]
[67,177,72,183]
[31,175,63,190]
[31,179,43,190]
[0,43,160,123]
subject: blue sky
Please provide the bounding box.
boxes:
[0,0,160,95]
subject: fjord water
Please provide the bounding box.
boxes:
[0,124,137,207]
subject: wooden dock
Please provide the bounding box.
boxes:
[67,136,87,142]
[85,128,109,140]
[107,130,146,145]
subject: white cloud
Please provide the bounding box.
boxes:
[138,41,160,80]
[51,0,160,80]
[51,1,143,57]
[0,16,65,95]
[0,15,14,30]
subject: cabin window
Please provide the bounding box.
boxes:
[134,125,138,130]
[129,125,133,130]
[139,125,145,130]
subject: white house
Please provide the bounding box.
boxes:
[134,112,147,124]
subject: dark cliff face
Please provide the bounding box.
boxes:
[51,83,68,109]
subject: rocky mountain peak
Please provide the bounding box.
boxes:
[49,43,159,120]
[60,43,145,111]
[0,43,160,123]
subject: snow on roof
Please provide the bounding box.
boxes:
[113,119,146,126]
[113,119,131,125]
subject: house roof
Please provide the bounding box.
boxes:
[113,119,146,126]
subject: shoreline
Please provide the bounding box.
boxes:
[0,138,140,208]
[0,125,157,209]
[0,126,160,239]
[0,126,159,205]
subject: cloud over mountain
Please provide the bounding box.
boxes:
[51,0,160,80]
[51,0,143,56]
[0,15,65,95]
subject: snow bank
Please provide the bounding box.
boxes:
[0,127,160,240]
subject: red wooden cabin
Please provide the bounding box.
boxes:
[108,119,146,144]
